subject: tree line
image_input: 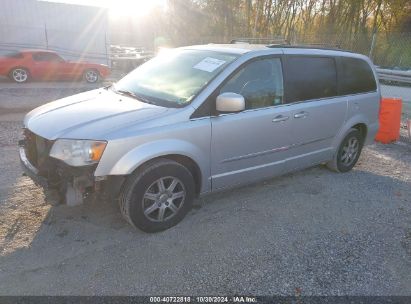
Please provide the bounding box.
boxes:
[110,0,411,66]
[161,0,411,45]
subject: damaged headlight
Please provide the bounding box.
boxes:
[50,139,107,167]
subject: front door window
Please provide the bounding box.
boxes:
[220,58,284,109]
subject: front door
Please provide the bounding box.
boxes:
[211,57,290,190]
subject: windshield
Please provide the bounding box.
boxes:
[113,49,238,108]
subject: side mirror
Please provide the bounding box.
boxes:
[216,92,245,113]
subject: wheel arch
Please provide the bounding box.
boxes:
[8,66,31,78]
[135,154,202,196]
[96,139,210,195]
[328,120,367,172]
[352,123,368,143]
[332,115,370,150]
[83,67,100,76]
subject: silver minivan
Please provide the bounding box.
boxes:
[20,44,380,232]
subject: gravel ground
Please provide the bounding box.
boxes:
[0,118,410,295]
[0,85,410,296]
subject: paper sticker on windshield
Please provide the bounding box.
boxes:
[193,57,226,72]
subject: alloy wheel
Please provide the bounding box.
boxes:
[85,70,98,83]
[12,69,28,83]
[142,176,186,222]
[340,137,359,166]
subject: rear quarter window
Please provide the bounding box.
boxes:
[338,57,377,95]
[284,56,337,103]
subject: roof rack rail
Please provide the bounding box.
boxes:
[267,43,345,51]
[229,38,351,52]
[230,37,289,45]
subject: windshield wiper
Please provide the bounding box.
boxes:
[115,89,137,98]
[114,89,155,105]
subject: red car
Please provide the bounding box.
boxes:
[0,49,110,83]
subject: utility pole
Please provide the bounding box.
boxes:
[369,31,377,60]
[44,23,49,49]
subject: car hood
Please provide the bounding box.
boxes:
[24,88,174,140]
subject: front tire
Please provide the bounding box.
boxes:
[119,159,195,233]
[327,128,363,173]
[10,67,29,83]
[83,69,99,83]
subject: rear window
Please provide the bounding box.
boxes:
[339,57,377,95]
[284,56,337,103]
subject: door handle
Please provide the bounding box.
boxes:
[272,115,289,123]
[294,111,308,119]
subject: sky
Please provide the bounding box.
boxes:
[41,0,167,17]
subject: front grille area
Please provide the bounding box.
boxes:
[24,129,38,167]
[23,129,53,173]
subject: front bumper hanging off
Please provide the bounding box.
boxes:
[19,131,125,205]
[19,142,49,188]
[18,137,95,205]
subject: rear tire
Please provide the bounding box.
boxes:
[327,128,363,173]
[119,159,195,233]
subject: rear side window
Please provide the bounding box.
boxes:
[32,52,62,62]
[284,56,337,103]
[339,57,377,95]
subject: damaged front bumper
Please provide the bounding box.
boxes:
[18,135,124,205]
[19,144,48,188]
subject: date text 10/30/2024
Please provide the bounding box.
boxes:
[149,296,258,303]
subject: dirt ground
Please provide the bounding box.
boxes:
[0,84,410,296]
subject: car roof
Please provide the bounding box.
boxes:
[185,44,269,54]
[183,44,366,60]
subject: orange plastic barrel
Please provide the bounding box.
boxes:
[375,97,402,144]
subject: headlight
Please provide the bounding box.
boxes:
[49,139,107,167]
